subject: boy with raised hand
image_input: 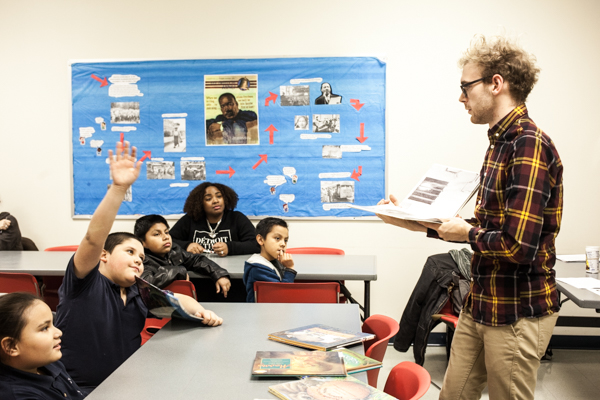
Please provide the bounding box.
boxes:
[242,217,295,302]
[134,214,231,294]
[55,142,222,393]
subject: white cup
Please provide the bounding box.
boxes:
[585,246,599,273]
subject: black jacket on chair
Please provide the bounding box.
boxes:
[393,253,465,366]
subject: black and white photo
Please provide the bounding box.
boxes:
[294,115,309,130]
[146,161,175,180]
[313,114,340,133]
[110,102,140,124]
[320,181,355,203]
[280,85,310,106]
[164,118,186,152]
[181,160,206,181]
[322,145,342,159]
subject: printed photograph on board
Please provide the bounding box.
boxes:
[295,115,309,130]
[164,118,186,152]
[205,74,259,145]
[146,161,175,180]
[280,85,310,106]
[313,114,340,133]
[110,102,140,124]
[321,181,355,203]
[181,160,206,181]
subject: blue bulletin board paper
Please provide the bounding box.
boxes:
[71,57,386,218]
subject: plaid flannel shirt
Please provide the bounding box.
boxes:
[431,104,563,326]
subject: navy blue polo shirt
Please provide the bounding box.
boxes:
[0,361,86,399]
[55,256,148,390]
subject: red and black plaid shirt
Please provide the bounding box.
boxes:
[433,105,563,326]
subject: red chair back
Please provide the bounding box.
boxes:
[285,247,345,255]
[362,314,400,388]
[254,282,339,303]
[45,246,79,252]
[0,272,41,296]
[141,280,198,345]
[383,361,431,400]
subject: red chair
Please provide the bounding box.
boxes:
[362,314,400,388]
[141,280,197,345]
[0,272,41,296]
[45,245,79,252]
[254,281,340,303]
[432,298,459,359]
[286,247,347,303]
[383,361,431,400]
[42,246,79,310]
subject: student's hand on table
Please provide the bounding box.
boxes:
[0,219,10,230]
[279,251,294,269]
[376,194,427,233]
[213,242,228,257]
[186,243,204,254]
[421,217,471,242]
[215,277,231,298]
[109,141,142,189]
[196,309,223,326]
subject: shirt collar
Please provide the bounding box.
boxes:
[487,104,528,143]
[0,361,60,387]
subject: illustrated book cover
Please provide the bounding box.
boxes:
[331,348,382,374]
[251,351,347,377]
[268,324,375,351]
[349,163,480,223]
[135,276,203,322]
[268,376,396,400]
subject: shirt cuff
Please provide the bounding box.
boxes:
[468,227,482,244]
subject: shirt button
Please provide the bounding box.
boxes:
[490,145,494,149]
[495,133,499,137]
[483,172,486,177]
[471,278,474,282]
[478,200,481,204]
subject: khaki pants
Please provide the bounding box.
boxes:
[440,310,558,400]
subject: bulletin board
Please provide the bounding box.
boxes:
[71,57,386,218]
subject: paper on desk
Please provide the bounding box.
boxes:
[587,288,600,296]
[556,277,600,289]
[556,254,586,262]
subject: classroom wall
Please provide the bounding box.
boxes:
[1,0,599,332]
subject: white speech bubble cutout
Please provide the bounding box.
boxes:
[282,167,296,178]
[95,117,104,123]
[90,140,104,148]
[264,175,286,187]
[279,194,295,203]
[79,127,95,138]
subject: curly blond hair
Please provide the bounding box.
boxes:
[459,34,540,104]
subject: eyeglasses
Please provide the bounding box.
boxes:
[460,76,492,98]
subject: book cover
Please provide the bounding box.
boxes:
[268,376,396,400]
[331,348,382,374]
[268,324,375,351]
[349,163,479,223]
[251,351,347,377]
[135,276,203,322]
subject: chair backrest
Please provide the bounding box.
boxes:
[383,361,431,400]
[285,247,345,255]
[254,282,339,303]
[362,314,400,387]
[164,280,197,300]
[0,272,41,296]
[45,245,79,252]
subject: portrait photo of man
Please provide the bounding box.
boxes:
[315,82,342,105]
[206,93,258,145]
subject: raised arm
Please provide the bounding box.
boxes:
[73,141,142,278]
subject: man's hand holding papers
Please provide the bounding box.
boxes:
[375,195,428,232]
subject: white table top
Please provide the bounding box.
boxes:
[555,260,600,309]
[0,251,377,282]
[86,303,366,400]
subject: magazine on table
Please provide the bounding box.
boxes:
[349,163,480,223]
[268,324,375,351]
[135,276,203,322]
[268,376,396,400]
[251,351,347,377]
[331,348,382,374]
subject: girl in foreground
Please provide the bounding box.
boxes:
[0,293,86,399]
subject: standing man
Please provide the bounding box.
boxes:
[379,35,563,399]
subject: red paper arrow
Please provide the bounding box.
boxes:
[120,132,124,144]
[356,123,368,143]
[350,99,364,111]
[265,124,278,144]
[216,166,236,178]
[139,151,151,162]
[351,165,363,181]
[91,74,108,87]
[252,154,268,170]
[265,91,278,106]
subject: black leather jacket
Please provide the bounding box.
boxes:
[141,242,230,289]
[393,253,464,366]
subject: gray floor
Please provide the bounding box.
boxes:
[377,345,600,399]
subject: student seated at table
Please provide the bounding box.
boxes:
[243,217,295,302]
[0,293,86,399]
[54,142,223,392]
[134,214,231,295]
